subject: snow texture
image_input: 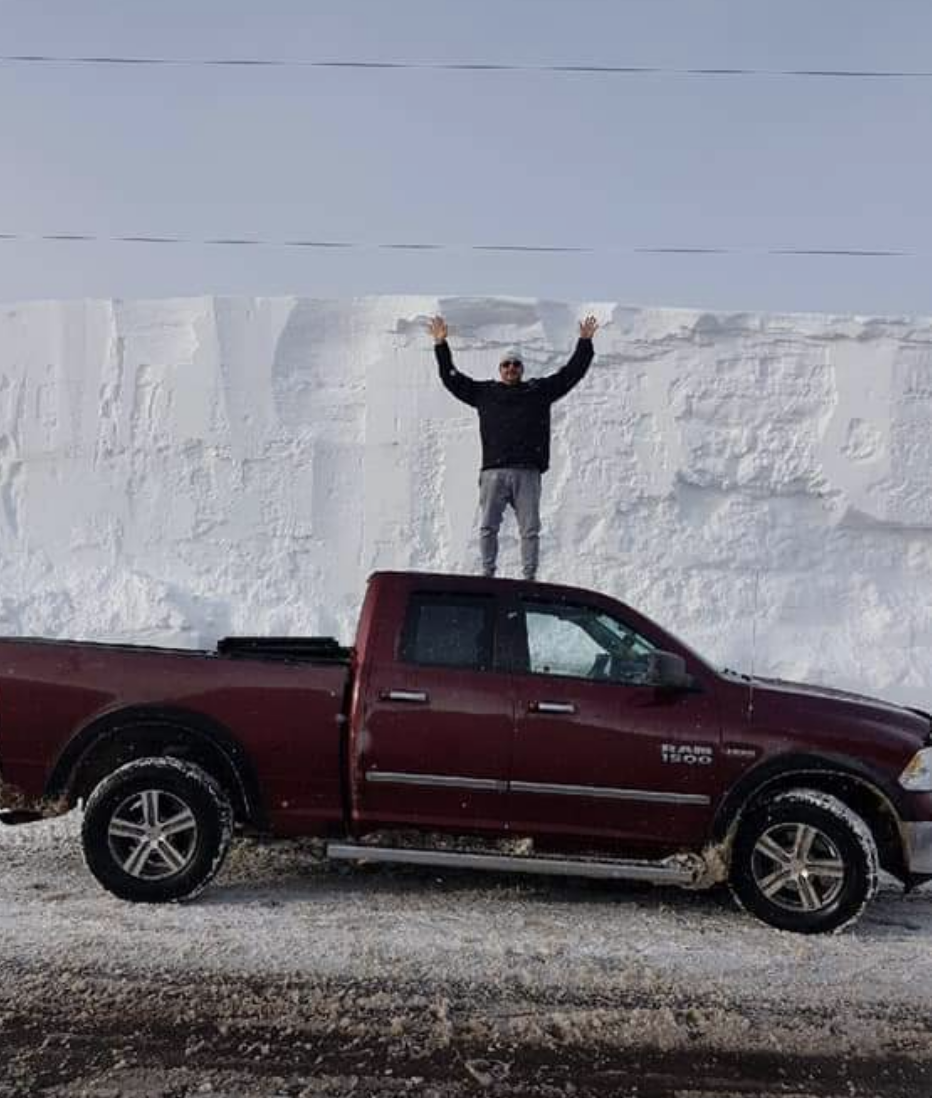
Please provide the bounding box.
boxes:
[0,295,930,708]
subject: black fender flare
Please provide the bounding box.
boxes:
[712,751,904,843]
[45,704,266,828]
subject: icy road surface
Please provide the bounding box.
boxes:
[1,815,931,1097]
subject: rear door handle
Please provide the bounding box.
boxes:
[381,689,429,704]
[529,700,576,715]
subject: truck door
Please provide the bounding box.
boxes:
[506,595,722,852]
[352,589,513,834]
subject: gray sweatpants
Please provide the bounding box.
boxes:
[478,467,542,580]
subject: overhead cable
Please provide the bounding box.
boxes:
[2,54,932,80]
[0,233,918,257]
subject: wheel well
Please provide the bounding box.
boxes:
[732,771,906,881]
[61,720,262,828]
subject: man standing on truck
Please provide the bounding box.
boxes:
[429,313,598,581]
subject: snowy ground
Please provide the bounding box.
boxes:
[1,815,932,1096]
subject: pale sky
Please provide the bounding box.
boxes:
[2,0,931,314]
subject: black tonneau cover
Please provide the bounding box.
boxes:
[216,636,352,663]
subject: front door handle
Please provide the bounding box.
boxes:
[381,689,429,704]
[529,700,576,715]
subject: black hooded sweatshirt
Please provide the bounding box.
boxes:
[435,338,594,473]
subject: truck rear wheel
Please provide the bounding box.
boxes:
[82,757,233,902]
[730,789,879,934]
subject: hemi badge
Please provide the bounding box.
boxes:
[724,746,758,759]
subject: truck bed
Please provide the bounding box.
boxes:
[0,635,352,835]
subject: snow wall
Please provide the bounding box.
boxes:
[1,295,930,708]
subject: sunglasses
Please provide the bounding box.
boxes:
[500,360,523,368]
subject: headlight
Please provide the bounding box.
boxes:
[899,748,932,792]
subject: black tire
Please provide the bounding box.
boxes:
[82,757,233,902]
[730,789,879,934]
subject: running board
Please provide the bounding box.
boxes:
[0,809,44,826]
[326,842,699,886]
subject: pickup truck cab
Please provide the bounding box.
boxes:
[2,570,931,933]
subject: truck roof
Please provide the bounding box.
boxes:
[369,570,630,607]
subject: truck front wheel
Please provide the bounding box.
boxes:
[82,757,233,902]
[730,789,879,934]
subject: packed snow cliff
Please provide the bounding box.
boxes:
[0,295,930,707]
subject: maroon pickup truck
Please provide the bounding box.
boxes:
[1,570,931,933]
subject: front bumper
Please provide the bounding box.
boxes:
[903,821,932,875]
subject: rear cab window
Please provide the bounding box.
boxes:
[400,592,496,671]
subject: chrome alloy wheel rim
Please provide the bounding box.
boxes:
[751,822,846,912]
[107,789,199,880]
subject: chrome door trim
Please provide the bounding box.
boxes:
[366,770,508,793]
[510,779,710,806]
[365,771,708,806]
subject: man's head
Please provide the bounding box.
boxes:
[499,348,524,386]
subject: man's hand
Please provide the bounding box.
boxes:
[578,315,599,340]
[428,315,448,343]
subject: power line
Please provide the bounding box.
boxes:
[3,54,932,80]
[0,233,919,257]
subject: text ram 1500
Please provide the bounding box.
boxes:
[1,570,931,934]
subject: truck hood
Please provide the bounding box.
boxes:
[721,668,931,741]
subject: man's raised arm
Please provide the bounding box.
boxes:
[430,315,480,407]
[537,315,598,403]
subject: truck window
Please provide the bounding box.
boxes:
[400,593,495,671]
[521,599,655,684]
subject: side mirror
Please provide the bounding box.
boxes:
[646,650,695,691]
